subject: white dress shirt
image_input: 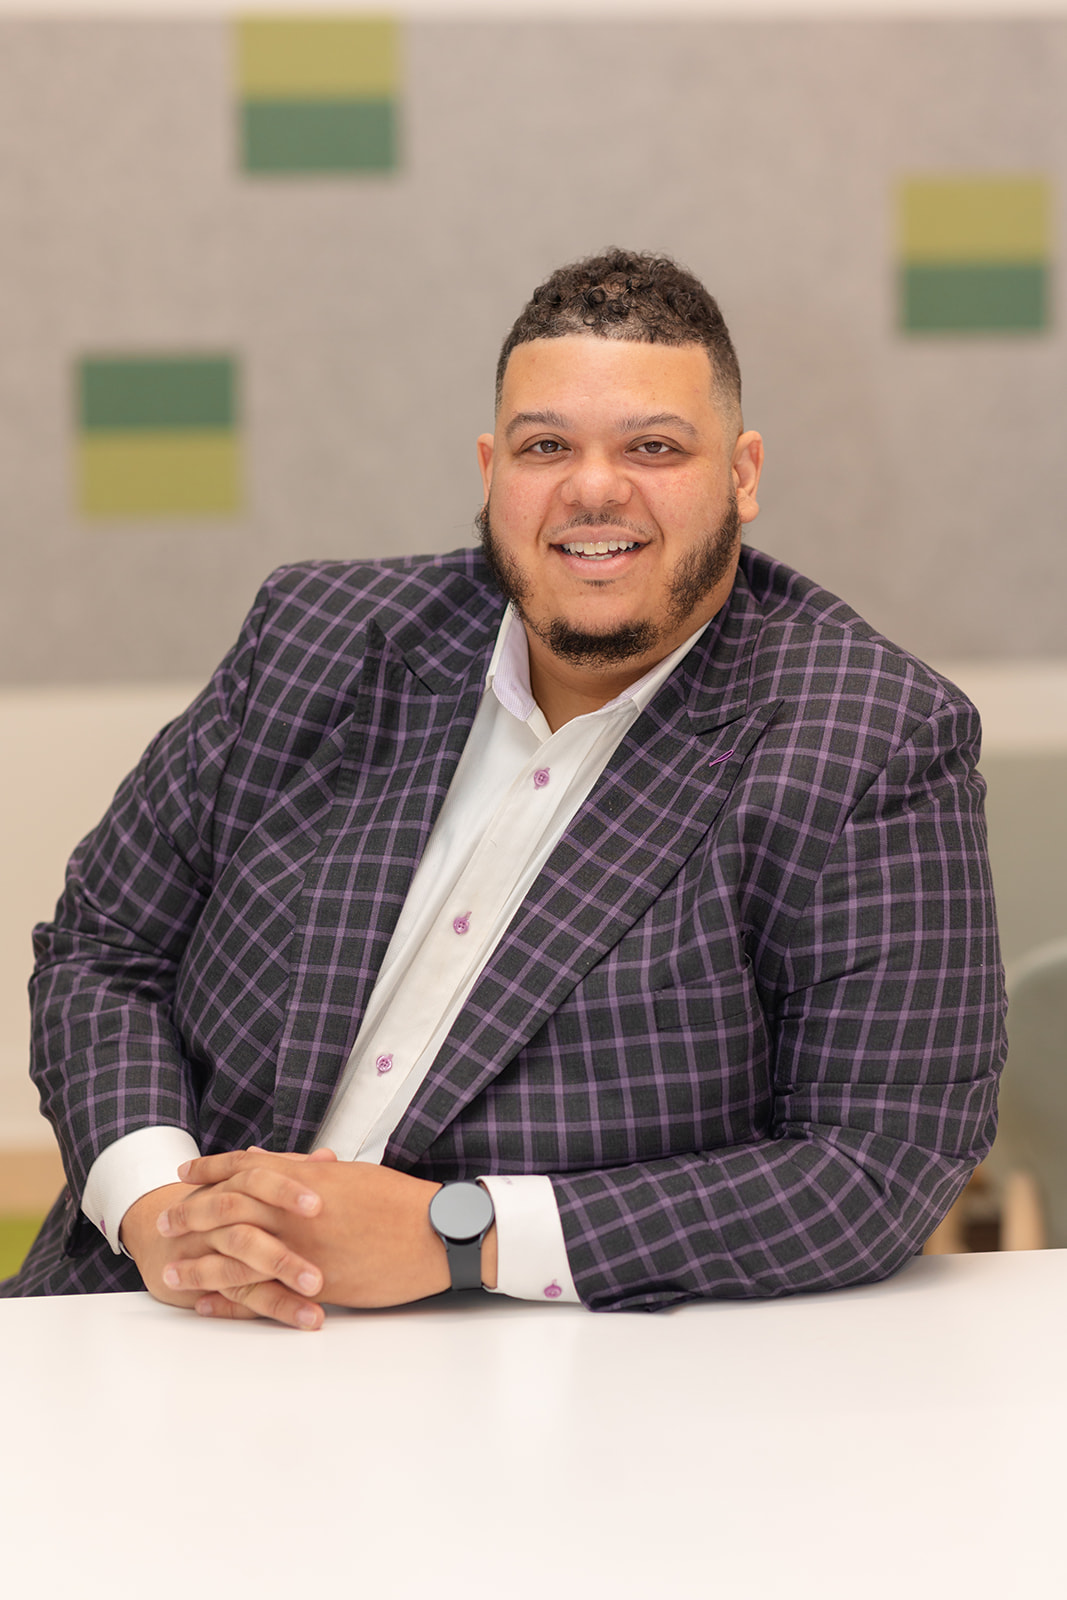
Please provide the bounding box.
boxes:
[83,605,708,1303]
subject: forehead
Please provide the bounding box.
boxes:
[497,337,719,428]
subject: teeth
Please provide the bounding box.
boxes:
[560,540,638,557]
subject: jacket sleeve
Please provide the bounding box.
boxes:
[550,694,1006,1311]
[27,588,268,1249]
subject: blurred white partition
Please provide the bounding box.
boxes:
[934,661,1067,972]
[0,684,200,1145]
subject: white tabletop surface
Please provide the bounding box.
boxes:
[3,1249,1065,1599]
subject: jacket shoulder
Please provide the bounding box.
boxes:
[736,545,977,737]
[236,548,501,687]
[253,548,499,637]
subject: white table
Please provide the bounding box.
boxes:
[3,1250,1065,1598]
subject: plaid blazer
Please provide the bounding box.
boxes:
[4,546,1005,1310]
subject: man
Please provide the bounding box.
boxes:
[3,249,1005,1326]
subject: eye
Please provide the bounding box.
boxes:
[525,439,567,456]
[632,440,675,456]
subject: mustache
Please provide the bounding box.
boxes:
[547,512,651,542]
[475,503,651,543]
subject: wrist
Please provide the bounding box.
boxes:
[480,1223,498,1290]
[119,1182,197,1259]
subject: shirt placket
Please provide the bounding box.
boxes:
[350,730,590,1132]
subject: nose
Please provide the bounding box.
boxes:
[560,449,632,511]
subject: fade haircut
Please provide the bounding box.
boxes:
[495,247,743,434]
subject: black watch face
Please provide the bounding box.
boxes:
[431,1182,493,1243]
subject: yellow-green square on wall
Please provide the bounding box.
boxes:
[236,16,401,174]
[898,176,1052,333]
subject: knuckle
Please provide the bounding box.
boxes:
[246,1279,288,1320]
[263,1285,296,1322]
[181,1259,204,1290]
[272,1247,297,1281]
[229,1222,256,1254]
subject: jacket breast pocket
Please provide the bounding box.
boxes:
[652,981,757,1033]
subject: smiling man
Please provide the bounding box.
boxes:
[476,335,762,729]
[3,249,1005,1325]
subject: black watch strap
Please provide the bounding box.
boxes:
[441,1234,484,1291]
[429,1181,495,1292]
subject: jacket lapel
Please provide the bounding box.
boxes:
[271,593,501,1147]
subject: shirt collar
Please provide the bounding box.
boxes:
[485,604,711,727]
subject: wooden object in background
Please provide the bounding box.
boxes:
[0,1146,64,1212]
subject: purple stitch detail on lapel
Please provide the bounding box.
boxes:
[708,748,735,768]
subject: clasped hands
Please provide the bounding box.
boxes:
[119,1148,464,1331]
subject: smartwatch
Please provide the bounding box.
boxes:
[428,1181,495,1292]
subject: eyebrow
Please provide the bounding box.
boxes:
[618,412,699,439]
[504,410,570,440]
[503,409,699,441]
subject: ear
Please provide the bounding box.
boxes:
[476,433,495,501]
[732,431,764,525]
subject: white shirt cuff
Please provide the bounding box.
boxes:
[82,1126,202,1255]
[478,1173,580,1303]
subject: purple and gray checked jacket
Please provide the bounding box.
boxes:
[2,546,1006,1310]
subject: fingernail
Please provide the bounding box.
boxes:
[297,1271,320,1294]
[156,1211,171,1235]
[177,1161,191,1179]
[195,1298,214,1317]
[297,1192,318,1215]
[162,1266,180,1288]
[296,1308,318,1330]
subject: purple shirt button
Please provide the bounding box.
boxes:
[533,767,551,789]
[375,1053,393,1075]
[543,1281,562,1299]
[452,913,471,936]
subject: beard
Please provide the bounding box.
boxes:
[476,497,741,670]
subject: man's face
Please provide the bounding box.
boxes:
[476,337,763,686]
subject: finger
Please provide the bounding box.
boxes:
[255,1147,337,1164]
[161,1226,323,1298]
[219,1280,324,1332]
[242,1147,339,1166]
[159,1171,321,1236]
[194,1292,259,1322]
[178,1146,331,1185]
[177,1149,254,1185]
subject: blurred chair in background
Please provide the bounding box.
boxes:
[925,937,1064,1255]
[987,936,1067,1250]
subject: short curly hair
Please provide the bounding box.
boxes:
[495,248,742,431]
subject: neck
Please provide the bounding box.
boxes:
[525,631,662,732]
